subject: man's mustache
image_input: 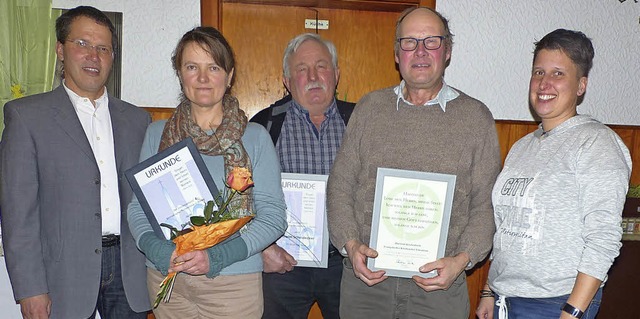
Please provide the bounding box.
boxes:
[305,82,326,91]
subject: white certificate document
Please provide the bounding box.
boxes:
[368,168,456,278]
[276,173,329,268]
[125,138,218,240]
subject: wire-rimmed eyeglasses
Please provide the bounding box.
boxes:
[397,36,446,51]
[67,39,113,57]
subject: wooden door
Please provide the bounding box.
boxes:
[218,3,404,117]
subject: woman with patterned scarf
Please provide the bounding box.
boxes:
[127,26,287,318]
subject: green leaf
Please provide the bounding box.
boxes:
[160,223,179,239]
[190,216,206,226]
[211,210,221,223]
[160,223,177,231]
[204,200,214,223]
[213,193,224,208]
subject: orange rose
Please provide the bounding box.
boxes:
[226,167,254,192]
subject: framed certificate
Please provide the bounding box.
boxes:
[125,138,218,240]
[276,173,329,268]
[368,168,456,278]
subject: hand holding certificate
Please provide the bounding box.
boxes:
[368,168,456,278]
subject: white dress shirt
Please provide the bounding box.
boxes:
[63,82,120,235]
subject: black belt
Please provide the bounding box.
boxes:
[328,249,341,258]
[101,234,120,247]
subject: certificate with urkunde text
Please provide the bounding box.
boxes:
[276,173,329,268]
[368,168,456,278]
[125,138,219,240]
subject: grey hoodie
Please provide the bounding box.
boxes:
[489,115,631,298]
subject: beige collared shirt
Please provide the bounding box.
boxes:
[63,82,120,235]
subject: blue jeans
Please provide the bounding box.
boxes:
[90,244,147,319]
[494,288,602,319]
[262,253,343,319]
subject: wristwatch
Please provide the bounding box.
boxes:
[562,303,584,318]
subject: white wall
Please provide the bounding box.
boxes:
[0,257,21,318]
[437,0,640,125]
[49,1,640,121]
[52,0,200,107]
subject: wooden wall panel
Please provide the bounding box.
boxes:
[494,120,538,164]
[201,0,222,29]
[466,260,489,319]
[419,0,435,7]
[145,107,174,122]
[221,2,401,118]
[611,126,640,184]
[491,122,640,184]
[598,240,640,318]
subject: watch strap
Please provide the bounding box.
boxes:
[562,303,584,318]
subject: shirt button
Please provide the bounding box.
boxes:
[95,213,101,219]
[95,248,101,254]
[94,179,100,185]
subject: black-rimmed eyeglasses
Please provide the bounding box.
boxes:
[397,36,446,51]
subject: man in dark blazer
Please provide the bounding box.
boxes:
[0,6,150,319]
[251,33,354,319]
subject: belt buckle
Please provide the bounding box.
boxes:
[101,234,119,247]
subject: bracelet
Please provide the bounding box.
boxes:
[480,289,495,298]
[561,303,584,319]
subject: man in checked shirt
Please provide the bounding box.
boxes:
[251,33,354,319]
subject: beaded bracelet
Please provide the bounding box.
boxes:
[480,289,495,298]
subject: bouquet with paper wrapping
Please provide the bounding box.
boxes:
[154,167,255,308]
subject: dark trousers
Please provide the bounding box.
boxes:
[90,243,146,319]
[262,253,343,319]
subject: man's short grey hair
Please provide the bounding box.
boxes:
[282,33,338,79]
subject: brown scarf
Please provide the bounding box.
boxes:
[159,94,253,216]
